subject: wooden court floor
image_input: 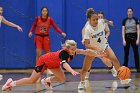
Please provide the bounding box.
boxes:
[0,71,140,93]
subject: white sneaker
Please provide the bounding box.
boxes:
[111,80,118,91]
[78,81,85,90]
[84,80,90,88]
[0,74,3,81]
[45,90,53,93]
[78,89,85,93]
[41,77,53,89]
[85,71,90,79]
[2,78,13,91]
[120,78,132,85]
[110,66,117,77]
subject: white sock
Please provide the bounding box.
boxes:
[81,81,85,84]
[10,81,16,87]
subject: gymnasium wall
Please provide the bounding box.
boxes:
[0,0,36,68]
[0,0,140,69]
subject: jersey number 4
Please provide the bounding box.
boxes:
[97,37,101,43]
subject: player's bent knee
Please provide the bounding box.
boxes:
[29,79,38,84]
[59,76,66,82]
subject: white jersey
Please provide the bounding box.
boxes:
[83,19,109,50]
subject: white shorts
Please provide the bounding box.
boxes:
[96,42,109,51]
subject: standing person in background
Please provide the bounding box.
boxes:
[0,5,22,31]
[122,7,140,72]
[28,6,66,76]
[97,11,113,39]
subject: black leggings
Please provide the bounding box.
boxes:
[123,33,139,70]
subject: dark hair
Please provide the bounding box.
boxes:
[127,7,133,11]
[86,8,97,19]
[41,6,49,17]
[98,11,104,16]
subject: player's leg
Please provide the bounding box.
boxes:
[41,67,66,89]
[43,37,54,77]
[2,56,47,91]
[2,70,41,91]
[35,36,43,61]
[85,69,90,80]
[100,57,117,77]
[105,47,131,84]
[78,55,95,90]
[105,47,120,71]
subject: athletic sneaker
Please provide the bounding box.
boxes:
[78,89,85,93]
[0,74,3,81]
[110,66,117,77]
[78,81,85,90]
[111,80,118,91]
[85,71,90,79]
[41,77,53,89]
[120,78,132,85]
[84,80,89,88]
[2,78,13,91]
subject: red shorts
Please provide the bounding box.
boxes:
[34,35,50,52]
[35,53,61,73]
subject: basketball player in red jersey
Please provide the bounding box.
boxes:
[2,40,106,91]
[0,5,22,31]
[28,6,66,75]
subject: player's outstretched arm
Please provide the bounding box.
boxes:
[62,62,79,76]
[76,49,106,58]
[2,16,22,32]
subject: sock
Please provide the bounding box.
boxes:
[10,81,16,87]
[81,81,85,84]
[108,65,113,70]
[88,70,90,72]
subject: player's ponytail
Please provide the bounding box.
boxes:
[86,8,97,19]
[86,8,94,19]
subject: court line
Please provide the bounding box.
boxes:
[34,82,65,93]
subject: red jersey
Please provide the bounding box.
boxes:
[29,16,63,35]
[35,49,75,73]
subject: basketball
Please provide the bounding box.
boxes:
[117,66,131,80]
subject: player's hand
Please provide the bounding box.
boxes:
[71,71,80,76]
[109,21,114,26]
[28,32,33,38]
[123,40,126,46]
[95,45,104,52]
[16,25,23,32]
[62,32,66,37]
[136,39,139,45]
[96,51,107,58]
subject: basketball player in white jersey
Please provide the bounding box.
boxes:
[83,10,115,79]
[78,8,131,90]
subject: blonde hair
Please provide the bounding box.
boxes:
[62,40,77,48]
